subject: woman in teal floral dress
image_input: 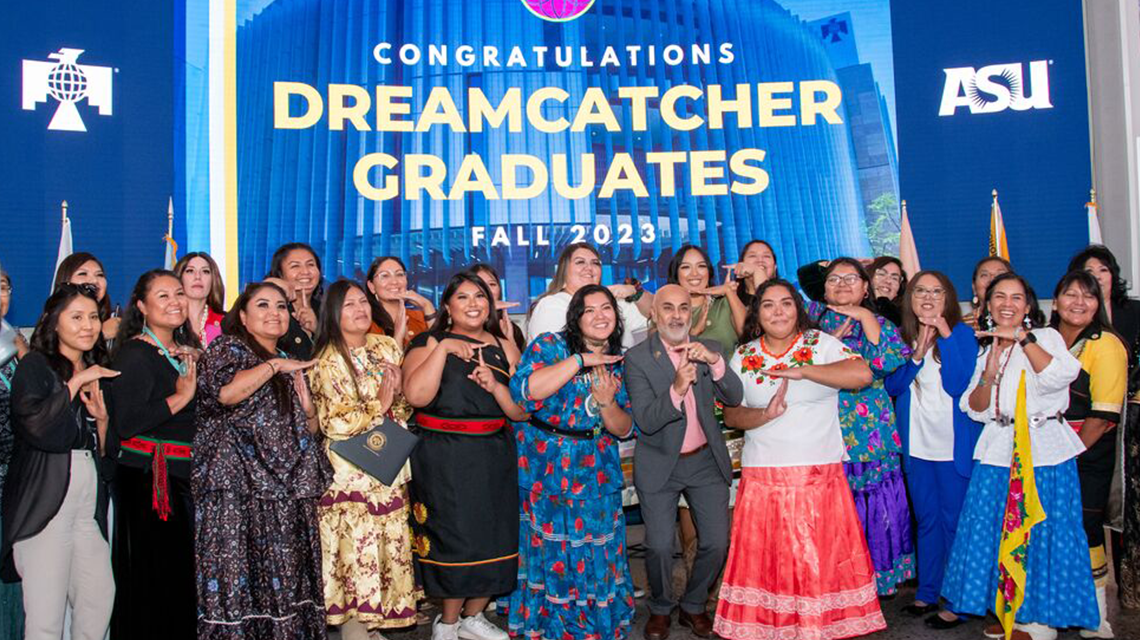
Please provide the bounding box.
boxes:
[806,258,915,596]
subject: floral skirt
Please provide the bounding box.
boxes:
[319,484,420,629]
[844,455,915,595]
[195,491,326,640]
[940,460,1098,629]
[714,465,885,640]
[500,488,635,640]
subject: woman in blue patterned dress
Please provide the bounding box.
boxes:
[806,257,915,596]
[503,284,636,640]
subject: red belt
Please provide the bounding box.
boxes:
[416,414,505,435]
[120,437,192,521]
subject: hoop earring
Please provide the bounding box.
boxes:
[972,295,979,307]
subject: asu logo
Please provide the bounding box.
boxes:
[22,48,113,132]
[938,60,1052,116]
[521,0,595,22]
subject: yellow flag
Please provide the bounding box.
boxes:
[994,371,1047,639]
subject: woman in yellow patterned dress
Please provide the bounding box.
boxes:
[309,279,420,640]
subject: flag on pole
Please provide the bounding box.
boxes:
[994,371,1047,639]
[898,199,921,278]
[163,196,178,270]
[54,200,73,288]
[1086,189,1102,245]
[989,189,1010,260]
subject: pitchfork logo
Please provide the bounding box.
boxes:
[22,48,113,132]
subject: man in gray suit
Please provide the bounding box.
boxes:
[625,285,744,640]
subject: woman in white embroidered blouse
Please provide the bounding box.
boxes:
[714,280,885,640]
[940,273,1098,640]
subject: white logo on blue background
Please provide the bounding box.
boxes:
[22,48,114,132]
[939,60,1052,116]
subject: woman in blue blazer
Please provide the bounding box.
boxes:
[885,270,982,630]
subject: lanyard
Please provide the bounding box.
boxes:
[143,327,188,376]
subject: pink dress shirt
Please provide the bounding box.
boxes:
[666,341,727,453]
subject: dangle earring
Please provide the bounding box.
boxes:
[985,314,996,332]
[1023,315,1032,329]
[972,295,979,307]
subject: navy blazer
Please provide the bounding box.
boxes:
[884,322,983,478]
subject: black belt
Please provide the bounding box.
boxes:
[528,417,601,440]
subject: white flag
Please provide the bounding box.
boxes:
[54,216,73,288]
[1087,200,1103,245]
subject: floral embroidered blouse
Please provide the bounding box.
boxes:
[807,301,911,463]
[510,332,632,499]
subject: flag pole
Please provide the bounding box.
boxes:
[61,200,68,225]
[167,196,174,240]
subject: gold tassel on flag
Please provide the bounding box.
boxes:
[990,189,1010,261]
[898,199,921,278]
[994,371,1047,639]
[163,196,178,270]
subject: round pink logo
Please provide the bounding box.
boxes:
[522,0,596,22]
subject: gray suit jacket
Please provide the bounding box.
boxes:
[625,334,744,494]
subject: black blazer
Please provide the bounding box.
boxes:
[1,352,111,582]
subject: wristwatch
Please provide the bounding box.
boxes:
[1018,331,1036,347]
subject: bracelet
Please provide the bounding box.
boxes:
[266,360,277,375]
[423,310,438,321]
[574,353,584,369]
[627,281,645,303]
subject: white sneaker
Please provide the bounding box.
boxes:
[432,615,460,640]
[458,612,509,640]
[1079,585,1115,639]
[1014,623,1058,640]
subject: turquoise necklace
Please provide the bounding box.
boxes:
[143,327,188,376]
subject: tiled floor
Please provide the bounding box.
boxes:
[333,523,1139,639]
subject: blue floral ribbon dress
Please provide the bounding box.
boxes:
[501,332,636,640]
[807,302,916,595]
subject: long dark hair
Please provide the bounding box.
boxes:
[563,284,624,356]
[221,281,294,411]
[739,279,813,346]
[1049,270,1115,338]
[976,272,1046,348]
[735,240,779,300]
[818,257,877,316]
[268,242,324,313]
[173,252,226,314]
[53,252,112,318]
[312,279,369,401]
[430,272,504,339]
[869,256,908,306]
[364,256,405,336]
[667,245,717,286]
[970,256,1013,306]
[1067,244,1129,307]
[899,270,962,363]
[114,269,202,359]
[29,283,109,381]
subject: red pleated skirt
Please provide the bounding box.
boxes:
[713,464,886,640]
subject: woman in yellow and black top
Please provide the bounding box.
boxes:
[1051,270,1127,639]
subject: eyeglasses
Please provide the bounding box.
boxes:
[913,286,945,299]
[825,274,861,286]
[874,272,902,283]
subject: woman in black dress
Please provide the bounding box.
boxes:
[402,273,527,640]
[109,269,201,639]
[2,284,118,640]
[193,281,330,640]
